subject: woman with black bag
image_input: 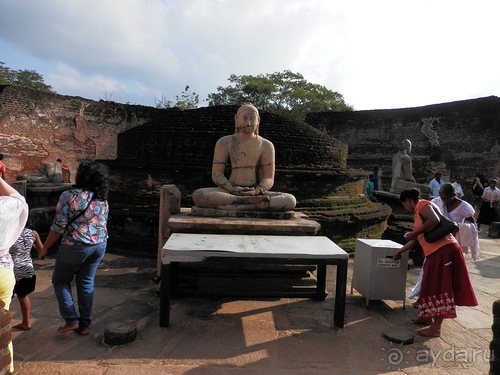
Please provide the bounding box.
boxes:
[39,160,109,336]
[394,188,477,337]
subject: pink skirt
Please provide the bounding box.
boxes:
[418,243,478,319]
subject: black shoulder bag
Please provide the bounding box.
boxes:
[420,206,459,243]
[65,197,92,233]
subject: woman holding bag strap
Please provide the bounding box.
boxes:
[40,160,109,336]
[394,188,477,337]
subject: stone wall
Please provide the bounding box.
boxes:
[2,85,373,256]
[0,85,168,182]
[8,86,499,256]
[306,96,500,197]
[117,105,348,170]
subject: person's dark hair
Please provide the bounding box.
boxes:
[438,182,455,198]
[0,154,3,160]
[74,160,109,200]
[399,188,420,202]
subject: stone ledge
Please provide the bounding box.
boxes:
[190,206,295,220]
[168,209,321,236]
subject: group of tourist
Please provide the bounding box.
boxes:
[394,187,478,337]
[0,105,496,370]
[392,167,499,338]
[1,104,294,371]
[368,139,498,339]
[0,160,109,371]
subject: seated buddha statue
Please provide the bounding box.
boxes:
[192,103,296,211]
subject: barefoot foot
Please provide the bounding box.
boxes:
[410,317,433,325]
[416,327,441,337]
[77,327,90,336]
[12,323,31,331]
[58,323,79,333]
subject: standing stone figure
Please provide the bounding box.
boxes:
[390,139,417,192]
[192,103,296,211]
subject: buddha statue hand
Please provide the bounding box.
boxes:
[233,186,261,196]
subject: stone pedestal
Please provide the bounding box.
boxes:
[157,184,322,297]
[190,206,295,220]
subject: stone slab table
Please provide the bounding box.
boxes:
[160,233,349,328]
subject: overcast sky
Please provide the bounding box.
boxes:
[1,0,499,111]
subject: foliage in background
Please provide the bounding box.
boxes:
[155,85,199,109]
[207,70,353,121]
[0,62,53,92]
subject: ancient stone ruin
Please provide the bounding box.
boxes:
[1,85,499,256]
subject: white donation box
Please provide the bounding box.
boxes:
[351,239,408,307]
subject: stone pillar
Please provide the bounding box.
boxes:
[491,300,500,375]
[0,309,12,374]
[156,185,181,276]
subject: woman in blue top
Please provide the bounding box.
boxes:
[40,160,109,335]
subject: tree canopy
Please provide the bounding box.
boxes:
[0,62,53,92]
[207,70,353,121]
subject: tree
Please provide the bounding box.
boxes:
[207,70,353,121]
[155,85,199,110]
[99,90,120,103]
[0,62,53,92]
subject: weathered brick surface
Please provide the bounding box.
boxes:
[117,105,348,170]
[0,85,166,182]
[0,351,10,375]
[0,310,10,329]
[0,309,11,375]
[0,332,11,352]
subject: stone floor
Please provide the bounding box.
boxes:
[9,230,499,374]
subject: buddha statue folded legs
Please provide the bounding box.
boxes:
[192,187,296,211]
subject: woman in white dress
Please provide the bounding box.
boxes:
[431,183,480,261]
[410,182,480,310]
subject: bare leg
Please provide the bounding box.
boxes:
[13,296,32,330]
[416,318,443,337]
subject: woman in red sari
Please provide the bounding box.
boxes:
[394,188,478,337]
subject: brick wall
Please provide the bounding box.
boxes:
[0,85,167,182]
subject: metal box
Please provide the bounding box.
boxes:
[351,239,408,307]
